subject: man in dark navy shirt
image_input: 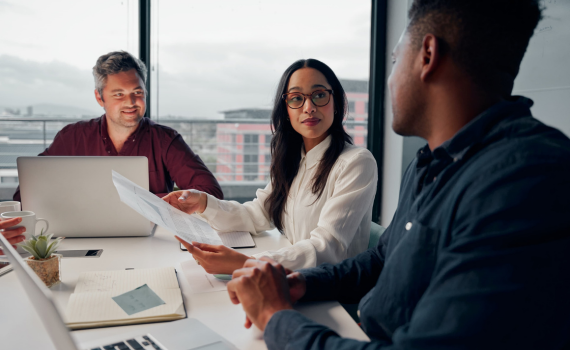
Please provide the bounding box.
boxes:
[225,1,570,349]
[13,51,222,201]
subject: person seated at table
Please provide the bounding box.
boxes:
[223,0,570,349]
[163,59,378,274]
[13,51,222,200]
[0,217,25,255]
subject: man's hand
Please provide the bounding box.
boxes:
[162,190,207,214]
[0,217,25,255]
[176,237,250,274]
[227,258,306,331]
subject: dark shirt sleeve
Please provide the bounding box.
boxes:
[159,134,223,199]
[298,244,385,304]
[13,128,70,201]
[264,159,570,350]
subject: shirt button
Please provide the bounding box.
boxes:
[433,177,437,182]
[405,222,413,230]
[107,151,110,153]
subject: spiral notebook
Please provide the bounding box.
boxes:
[65,267,186,330]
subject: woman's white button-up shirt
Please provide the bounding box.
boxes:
[199,135,378,270]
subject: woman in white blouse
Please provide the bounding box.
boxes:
[163,59,378,273]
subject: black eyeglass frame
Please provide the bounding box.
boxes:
[281,89,334,109]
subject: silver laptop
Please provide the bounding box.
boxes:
[0,234,236,350]
[18,157,152,237]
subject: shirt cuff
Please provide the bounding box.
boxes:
[199,193,220,222]
[252,251,272,260]
[263,310,315,350]
[296,267,335,302]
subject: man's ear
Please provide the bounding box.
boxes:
[419,34,442,82]
[94,89,105,107]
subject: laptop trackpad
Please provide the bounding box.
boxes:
[189,341,233,350]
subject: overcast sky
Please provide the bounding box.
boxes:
[0,0,370,118]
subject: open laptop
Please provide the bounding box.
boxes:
[18,157,152,237]
[0,234,236,350]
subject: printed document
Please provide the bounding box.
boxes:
[112,170,223,245]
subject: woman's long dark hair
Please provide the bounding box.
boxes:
[265,59,353,232]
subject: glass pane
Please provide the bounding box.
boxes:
[156,0,371,201]
[0,0,139,200]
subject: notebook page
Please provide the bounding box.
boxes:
[218,231,255,248]
[65,289,184,326]
[74,267,179,293]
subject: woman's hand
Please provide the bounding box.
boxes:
[0,217,26,254]
[176,237,250,274]
[162,190,207,214]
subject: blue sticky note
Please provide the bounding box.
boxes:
[112,284,165,316]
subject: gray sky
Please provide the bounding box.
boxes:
[0,0,370,118]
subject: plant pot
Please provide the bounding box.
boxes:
[25,253,61,288]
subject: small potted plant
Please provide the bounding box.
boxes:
[17,231,63,288]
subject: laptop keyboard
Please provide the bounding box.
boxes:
[87,334,167,350]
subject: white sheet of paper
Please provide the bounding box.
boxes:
[111,170,223,245]
[180,260,228,293]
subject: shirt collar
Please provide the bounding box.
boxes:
[101,114,147,142]
[434,96,534,162]
[301,135,332,169]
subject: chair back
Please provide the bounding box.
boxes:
[368,222,386,249]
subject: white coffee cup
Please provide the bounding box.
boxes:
[0,201,21,214]
[1,211,49,253]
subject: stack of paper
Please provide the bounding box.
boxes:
[65,267,186,330]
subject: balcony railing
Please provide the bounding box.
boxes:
[0,116,368,201]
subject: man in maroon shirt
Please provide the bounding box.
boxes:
[13,51,222,200]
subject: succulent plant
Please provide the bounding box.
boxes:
[17,230,63,260]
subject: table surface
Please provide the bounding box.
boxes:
[0,226,369,350]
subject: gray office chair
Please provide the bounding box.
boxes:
[342,221,386,323]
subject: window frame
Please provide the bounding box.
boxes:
[140,0,387,222]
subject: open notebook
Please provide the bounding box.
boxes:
[65,267,186,330]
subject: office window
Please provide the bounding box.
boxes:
[0,0,139,200]
[348,101,356,113]
[156,0,371,200]
[243,134,259,181]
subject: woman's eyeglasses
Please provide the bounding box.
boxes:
[282,89,333,109]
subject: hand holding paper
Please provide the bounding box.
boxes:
[111,171,223,245]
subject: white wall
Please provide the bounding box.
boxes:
[512,1,570,137]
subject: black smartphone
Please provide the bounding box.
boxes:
[55,249,103,258]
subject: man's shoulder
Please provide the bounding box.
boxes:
[457,116,570,191]
[477,115,570,168]
[144,118,180,140]
[56,116,102,136]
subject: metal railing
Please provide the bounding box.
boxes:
[0,116,368,201]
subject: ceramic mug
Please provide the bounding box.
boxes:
[0,201,21,215]
[1,211,49,253]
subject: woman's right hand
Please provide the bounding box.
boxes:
[162,190,207,214]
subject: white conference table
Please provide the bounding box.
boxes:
[0,225,369,350]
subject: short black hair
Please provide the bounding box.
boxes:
[407,0,543,97]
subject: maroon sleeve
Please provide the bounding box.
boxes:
[13,128,71,201]
[161,134,223,199]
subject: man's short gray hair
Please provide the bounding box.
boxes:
[92,51,147,97]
